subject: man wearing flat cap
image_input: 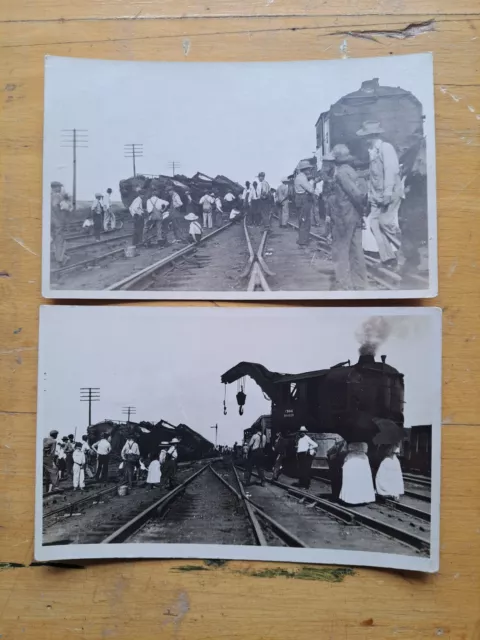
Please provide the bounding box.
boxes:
[357,120,402,268]
[327,144,368,290]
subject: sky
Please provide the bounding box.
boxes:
[39,307,440,444]
[43,54,434,201]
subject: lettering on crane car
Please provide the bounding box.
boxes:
[284,409,295,418]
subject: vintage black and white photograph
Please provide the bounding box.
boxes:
[36,306,441,571]
[42,53,437,300]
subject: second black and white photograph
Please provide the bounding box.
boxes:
[42,53,437,300]
[36,306,441,572]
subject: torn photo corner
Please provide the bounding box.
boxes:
[42,53,437,301]
[36,305,441,572]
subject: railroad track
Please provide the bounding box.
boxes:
[43,482,120,520]
[311,471,430,522]
[106,221,237,291]
[277,217,427,290]
[403,473,431,487]
[242,467,430,553]
[102,464,307,547]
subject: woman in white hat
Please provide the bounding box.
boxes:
[339,442,376,505]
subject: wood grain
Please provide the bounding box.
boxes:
[0,4,479,639]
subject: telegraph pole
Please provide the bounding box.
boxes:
[167,161,181,177]
[210,423,218,448]
[61,129,88,210]
[122,406,136,423]
[124,144,143,177]
[80,387,100,427]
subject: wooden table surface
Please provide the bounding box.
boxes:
[1,1,479,638]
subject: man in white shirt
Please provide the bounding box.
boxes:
[121,435,141,488]
[223,190,236,214]
[129,189,145,247]
[103,188,116,232]
[92,433,112,482]
[81,435,94,478]
[244,428,266,487]
[241,181,254,225]
[214,195,223,228]
[357,120,402,267]
[146,191,170,245]
[294,426,318,490]
[72,442,86,491]
[251,181,260,226]
[257,172,271,229]
[199,191,215,229]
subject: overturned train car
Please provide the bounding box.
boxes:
[87,419,214,462]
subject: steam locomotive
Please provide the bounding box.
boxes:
[222,352,405,471]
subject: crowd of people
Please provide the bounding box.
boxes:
[42,429,181,494]
[241,425,405,505]
[51,120,424,286]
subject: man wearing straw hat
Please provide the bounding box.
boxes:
[327,144,368,290]
[91,192,105,242]
[357,120,402,268]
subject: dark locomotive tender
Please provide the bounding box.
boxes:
[222,352,405,472]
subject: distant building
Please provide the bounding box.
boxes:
[402,424,432,476]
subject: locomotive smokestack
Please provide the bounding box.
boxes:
[381,355,387,363]
[357,354,375,366]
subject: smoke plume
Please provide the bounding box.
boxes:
[355,317,393,356]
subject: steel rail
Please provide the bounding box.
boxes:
[65,233,131,251]
[312,471,430,522]
[403,473,431,487]
[228,464,268,546]
[106,221,235,291]
[44,483,120,519]
[271,477,429,551]
[232,466,308,548]
[102,464,210,543]
[404,489,431,502]
[51,248,125,275]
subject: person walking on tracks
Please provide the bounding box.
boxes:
[327,144,368,290]
[294,426,318,490]
[357,120,402,268]
[167,186,187,243]
[272,432,289,481]
[146,191,170,246]
[200,191,215,229]
[91,193,105,241]
[146,452,162,490]
[257,172,271,229]
[161,438,179,489]
[276,178,290,228]
[121,435,140,489]
[65,434,75,479]
[244,427,266,487]
[50,181,72,267]
[93,432,111,482]
[103,188,116,232]
[43,429,60,494]
[294,161,315,246]
[242,181,254,225]
[251,181,261,226]
[72,442,86,491]
[129,189,145,247]
[326,439,348,501]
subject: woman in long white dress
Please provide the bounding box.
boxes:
[375,445,404,500]
[146,453,162,489]
[339,442,376,505]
